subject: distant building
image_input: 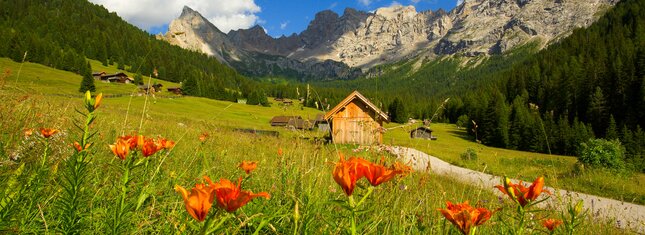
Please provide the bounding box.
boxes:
[237,99,247,104]
[324,91,389,145]
[100,72,133,83]
[167,87,183,95]
[92,71,106,80]
[270,116,302,127]
[138,83,163,92]
[287,118,314,130]
[314,113,330,132]
[410,126,436,140]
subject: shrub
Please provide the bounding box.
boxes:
[460,148,478,161]
[456,114,469,129]
[578,138,625,171]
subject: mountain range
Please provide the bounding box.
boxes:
[158,0,618,80]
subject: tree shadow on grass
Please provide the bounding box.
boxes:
[446,128,476,142]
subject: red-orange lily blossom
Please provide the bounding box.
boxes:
[438,201,493,235]
[542,218,563,231]
[175,182,214,222]
[206,177,270,212]
[239,161,258,174]
[494,176,551,207]
[110,138,130,160]
[156,138,175,150]
[362,162,399,186]
[332,155,370,196]
[73,141,91,152]
[40,128,59,138]
[141,138,160,157]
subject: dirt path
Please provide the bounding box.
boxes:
[389,146,645,233]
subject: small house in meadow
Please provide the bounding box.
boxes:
[314,113,330,132]
[410,126,436,140]
[167,87,183,95]
[138,83,163,92]
[324,91,389,145]
[92,71,107,80]
[270,116,302,126]
[287,118,313,130]
[100,72,132,83]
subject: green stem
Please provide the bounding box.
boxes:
[41,141,49,167]
[348,195,356,235]
[516,206,525,235]
[200,213,215,235]
[469,226,477,235]
[114,159,132,234]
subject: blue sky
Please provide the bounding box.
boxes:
[89,0,460,38]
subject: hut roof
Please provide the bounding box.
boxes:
[270,116,302,124]
[412,126,433,132]
[324,90,389,122]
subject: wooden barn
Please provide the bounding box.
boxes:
[270,116,302,126]
[324,91,389,145]
[410,126,436,140]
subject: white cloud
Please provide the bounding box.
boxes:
[280,21,289,30]
[358,0,371,6]
[88,0,262,33]
[329,2,338,9]
[389,1,402,7]
[410,0,421,3]
[457,0,464,6]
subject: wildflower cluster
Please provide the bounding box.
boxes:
[332,155,411,196]
[175,161,270,233]
[109,134,175,160]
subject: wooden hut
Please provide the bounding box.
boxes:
[270,116,302,126]
[410,126,436,140]
[324,91,389,145]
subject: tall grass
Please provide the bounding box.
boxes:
[0,89,631,234]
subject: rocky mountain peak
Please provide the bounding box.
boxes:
[160,0,619,78]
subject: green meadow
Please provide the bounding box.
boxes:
[0,58,636,233]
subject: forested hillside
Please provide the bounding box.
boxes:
[0,0,260,100]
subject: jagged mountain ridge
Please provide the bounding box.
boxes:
[159,6,360,80]
[158,0,618,78]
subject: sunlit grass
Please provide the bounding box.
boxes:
[0,58,636,233]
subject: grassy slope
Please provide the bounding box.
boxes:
[385,122,645,204]
[0,57,634,233]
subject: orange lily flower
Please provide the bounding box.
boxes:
[362,162,399,186]
[332,155,370,196]
[110,138,130,160]
[239,161,258,174]
[207,177,270,212]
[542,218,563,231]
[93,93,103,109]
[141,138,160,157]
[73,141,91,152]
[175,183,214,222]
[438,201,493,235]
[494,176,551,207]
[392,161,413,177]
[40,128,59,138]
[156,138,175,150]
[198,132,209,142]
[23,128,34,138]
[277,147,283,156]
[118,135,138,150]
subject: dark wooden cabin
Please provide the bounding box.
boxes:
[410,126,436,140]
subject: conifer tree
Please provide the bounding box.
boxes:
[79,61,95,93]
[606,115,618,140]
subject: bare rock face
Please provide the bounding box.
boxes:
[160,0,618,78]
[436,0,618,55]
[157,6,241,64]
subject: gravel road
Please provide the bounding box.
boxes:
[389,146,645,233]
